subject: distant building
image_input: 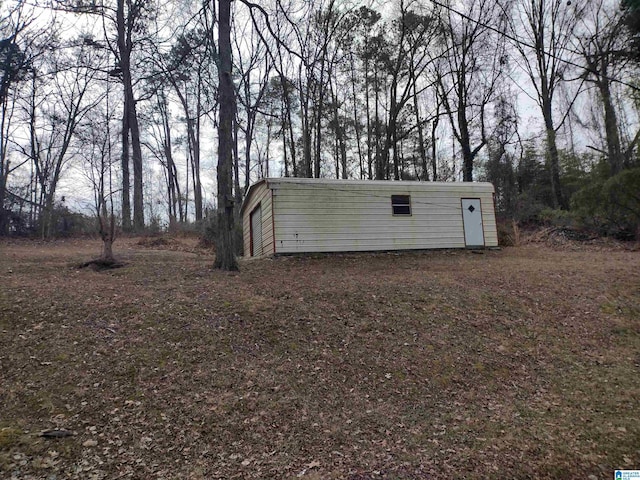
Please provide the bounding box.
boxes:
[241,178,498,256]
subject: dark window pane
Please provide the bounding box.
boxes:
[393,204,411,215]
[391,195,411,215]
[391,195,410,205]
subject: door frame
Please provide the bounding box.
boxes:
[460,197,485,248]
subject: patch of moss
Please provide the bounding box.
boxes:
[0,427,22,450]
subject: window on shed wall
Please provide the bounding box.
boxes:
[391,195,411,216]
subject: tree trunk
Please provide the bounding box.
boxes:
[431,104,440,181]
[314,57,326,179]
[300,69,312,178]
[194,83,203,221]
[100,216,115,262]
[390,79,399,181]
[243,75,254,191]
[280,75,297,177]
[172,83,202,222]
[190,115,203,222]
[98,194,116,263]
[233,113,241,215]
[412,73,428,181]
[265,120,271,177]
[0,179,6,235]
[374,65,383,180]
[598,76,623,175]
[116,0,144,231]
[457,78,474,182]
[129,97,144,231]
[349,52,364,179]
[159,96,179,227]
[541,93,564,208]
[364,51,373,180]
[281,105,289,177]
[102,235,114,262]
[0,94,12,235]
[330,78,348,179]
[120,107,131,231]
[214,0,238,271]
[117,0,131,231]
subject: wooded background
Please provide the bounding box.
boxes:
[1,0,639,249]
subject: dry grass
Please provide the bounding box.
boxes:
[0,237,639,479]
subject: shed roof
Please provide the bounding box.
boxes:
[240,178,494,215]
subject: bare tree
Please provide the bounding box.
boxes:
[143,87,184,226]
[341,6,381,179]
[234,14,272,192]
[78,86,118,263]
[20,40,102,238]
[269,6,300,178]
[0,2,39,234]
[261,74,299,177]
[348,6,382,179]
[506,0,587,208]
[577,0,639,175]
[113,0,155,231]
[214,0,238,270]
[434,0,506,182]
[378,1,437,180]
[158,25,218,224]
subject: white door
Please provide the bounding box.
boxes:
[250,204,263,256]
[461,198,485,247]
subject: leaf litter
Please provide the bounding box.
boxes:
[0,236,638,479]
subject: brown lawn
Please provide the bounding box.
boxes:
[0,236,639,479]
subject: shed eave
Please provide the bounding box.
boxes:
[240,178,269,216]
[262,177,494,192]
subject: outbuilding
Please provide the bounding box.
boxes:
[241,178,498,257]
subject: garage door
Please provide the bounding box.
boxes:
[250,204,263,256]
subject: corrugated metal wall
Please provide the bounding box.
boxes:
[241,182,274,256]
[268,180,497,254]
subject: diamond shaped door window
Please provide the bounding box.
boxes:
[468,205,475,213]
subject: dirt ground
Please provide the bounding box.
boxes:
[0,236,639,479]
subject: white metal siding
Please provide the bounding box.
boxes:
[269,180,498,253]
[242,182,274,257]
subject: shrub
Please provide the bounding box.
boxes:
[496,219,520,247]
[200,212,244,256]
[571,167,640,240]
[42,204,95,237]
[513,191,547,225]
[168,220,202,237]
[200,214,217,249]
[538,208,577,228]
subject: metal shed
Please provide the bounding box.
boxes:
[241,178,498,257]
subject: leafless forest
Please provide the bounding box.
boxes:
[1,0,639,264]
